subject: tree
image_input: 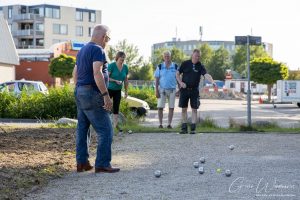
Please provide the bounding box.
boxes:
[139,62,154,80]
[250,57,289,101]
[49,54,75,84]
[206,46,230,80]
[232,45,268,77]
[289,70,300,80]
[199,43,213,67]
[151,46,187,69]
[108,39,143,67]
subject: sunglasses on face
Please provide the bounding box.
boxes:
[105,35,111,41]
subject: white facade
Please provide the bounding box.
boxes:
[225,79,268,94]
[0,64,15,82]
[0,16,19,83]
[276,80,300,105]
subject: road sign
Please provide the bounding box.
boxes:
[235,36,262,45]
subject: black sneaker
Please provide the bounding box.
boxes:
[190,123,196,134]
[167,125,172,129]
[158,125,163,128]
[179,123,188,134]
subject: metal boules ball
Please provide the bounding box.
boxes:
[154,170,161,178]
[193,161,199,168]
[225,169,232,177]
[198,167,204,174]
[199,157,205,163]
[229,145,235,150]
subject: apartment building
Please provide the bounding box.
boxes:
[0,4,101,49]
[152,38,273,57]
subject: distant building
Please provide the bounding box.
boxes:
[0,16,19,83]
[16,41,82,86]
[152,38,273,57]
[0,4,101,49]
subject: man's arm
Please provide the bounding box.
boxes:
[204,73,216,86]
[176,71,186,88]
[72,65,78,86]
[155,77,160,98]
[93,61,112,110]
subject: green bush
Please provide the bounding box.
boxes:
[0,85,76,119]
[0,85,134,120]
[128,85,157,109]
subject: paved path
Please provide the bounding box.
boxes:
[1,99,299,129]
[24,133,300,200]
[142,99,300,128]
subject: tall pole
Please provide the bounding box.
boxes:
[247,35,251,127]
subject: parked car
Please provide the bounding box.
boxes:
[121,91,150,116]
[0,80,48,95]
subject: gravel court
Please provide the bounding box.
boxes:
[24,133,300,200]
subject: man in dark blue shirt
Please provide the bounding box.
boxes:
[176,49,216,134]
[72,24,120,173]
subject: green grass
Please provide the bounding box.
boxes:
[19,117,300,134]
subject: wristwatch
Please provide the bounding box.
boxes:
[100,92,108,97]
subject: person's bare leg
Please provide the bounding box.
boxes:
[191,109,197,124]
[158,108,163,127]
[180,108,188,134]
[181,107,188,123]
[190,109,197,134]
[168,108,174,128]
[113,114,118,129]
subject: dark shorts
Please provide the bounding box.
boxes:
[178,88,200,109]
[108,89,122,114]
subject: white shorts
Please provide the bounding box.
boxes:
[157,88,176,109]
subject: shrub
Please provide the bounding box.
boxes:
[128,85,157,109]
[0,85,133,120]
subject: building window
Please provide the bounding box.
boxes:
[76,26,83,36]
[88,27,93,36]
[8,6,13,19]
[52,39,67,45]
[45,7,60,19]
[76,10,83,21]
[36,39,44,46]
[30,7,44,16]
[0,7,3,16]
[36,23,44,31]
[52,8,60,19]
[251,83,257,89]
[230,82,235,88]
[89,12,95,22]
[53,24,68,35]
[52,39,61,44]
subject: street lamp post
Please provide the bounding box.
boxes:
[235,35,262,127]
[246,35,251,126]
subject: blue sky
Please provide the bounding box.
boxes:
[1,0,299,70]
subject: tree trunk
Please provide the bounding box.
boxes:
[267,84,272,102]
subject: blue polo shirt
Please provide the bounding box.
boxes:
[154,62,177,89]
[76,42,107,87]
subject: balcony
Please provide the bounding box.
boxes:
[12,29,44,38]
[17,45,44,49]
[13,13,44,22]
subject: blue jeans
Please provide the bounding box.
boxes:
[75,85,113,168]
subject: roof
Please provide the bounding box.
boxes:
[17,49,53,59]
[0,16,19,65]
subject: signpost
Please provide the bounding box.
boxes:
[235,35,262,127]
